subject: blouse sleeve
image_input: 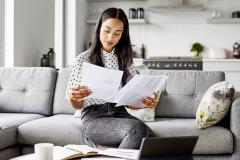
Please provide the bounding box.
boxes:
[65,54,86,99]
[126,63,137,83]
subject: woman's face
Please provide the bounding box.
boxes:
[100,18,124,52]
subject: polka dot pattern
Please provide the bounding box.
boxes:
[66,49,137,113]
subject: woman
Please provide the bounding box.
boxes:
[66,8,158,149]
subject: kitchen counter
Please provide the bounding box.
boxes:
[133,58,144,66]
[202,58,240,62]
[203,59,240,71]
[203,59,240,91]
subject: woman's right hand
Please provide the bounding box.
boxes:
[68,86,92,101]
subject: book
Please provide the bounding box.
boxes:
[80,62,168,108]
[53,144,139,160]
[81,157,127,160]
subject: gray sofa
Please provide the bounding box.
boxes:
[0,67,239,160]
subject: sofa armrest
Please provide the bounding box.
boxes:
[230,92,240,160]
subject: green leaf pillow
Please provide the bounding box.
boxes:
[196,81,235,129]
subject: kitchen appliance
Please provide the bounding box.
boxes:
[211,10,221,18]
[129,8,137,19]
[233,42,240,59]
[232,11,240,18]
[208,48,227,59]
[143,56,202,70]
[137,8,144,19]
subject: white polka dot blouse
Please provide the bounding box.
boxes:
[66,49,137,113]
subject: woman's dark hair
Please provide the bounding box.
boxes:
[89,8,133,86]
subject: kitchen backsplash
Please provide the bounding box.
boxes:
[129,23,240,58]
[86,0,240,59]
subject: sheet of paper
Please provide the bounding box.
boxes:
[114,75,168,108]
[80,62,123,101]
[81,156,127,160]
[99,148,139,160]
[53,146,80,160]
[65,144,138,160]
[65,144,101,155]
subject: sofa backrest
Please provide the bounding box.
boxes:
[0,67,57,115]
[54,68,225,118]
[53,68,75,114]
[140,70,225,118]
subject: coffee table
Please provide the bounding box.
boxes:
[10,154,34,160]
[10,153,127,160]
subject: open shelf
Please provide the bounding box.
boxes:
[128,19,146,24]
[88,0,146,2]
[86,18,146,24]
[207,18,240,24]
[147,4,205,13]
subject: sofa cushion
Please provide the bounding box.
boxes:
[0,145,21,160]
[0,67,57,115]
[140,70,225,118]
[126,107,155,122]
[146,118,233,154]
[0,113,45,129]
[53,68,75,115]
[196,81,235,129]
[0,127,17,150]
[126,91,161,121]
[0,113,44,150]
[18,114,86,146]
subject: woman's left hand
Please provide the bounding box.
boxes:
[140,91,161,109]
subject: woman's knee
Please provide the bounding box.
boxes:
[128,120,148,137]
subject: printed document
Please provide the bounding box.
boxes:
[81,62,168,108]
[81,62,123,101]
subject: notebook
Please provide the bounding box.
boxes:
[137,136,198,160]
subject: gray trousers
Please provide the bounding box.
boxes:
[80,103,155,149]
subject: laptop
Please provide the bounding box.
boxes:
[137,136,199,160]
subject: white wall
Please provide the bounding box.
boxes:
[130,23,240,58]
[3,0,14,67]
[0,0,3,66]
[14,0,54,67]
[84,0,240,58]
[76,0,88,56]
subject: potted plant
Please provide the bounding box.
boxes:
[190,42,204,57]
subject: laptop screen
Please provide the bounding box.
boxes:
[137,136,198,160]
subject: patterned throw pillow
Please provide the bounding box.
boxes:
[196,81,235,129]
[126,91,161,122]
[126,107,155,122]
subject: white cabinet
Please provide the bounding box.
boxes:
[203,59,240,91]
[133,58,144,66]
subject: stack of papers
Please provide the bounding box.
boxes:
[81,62,168,108]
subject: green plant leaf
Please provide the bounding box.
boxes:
[190,42,204,56]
